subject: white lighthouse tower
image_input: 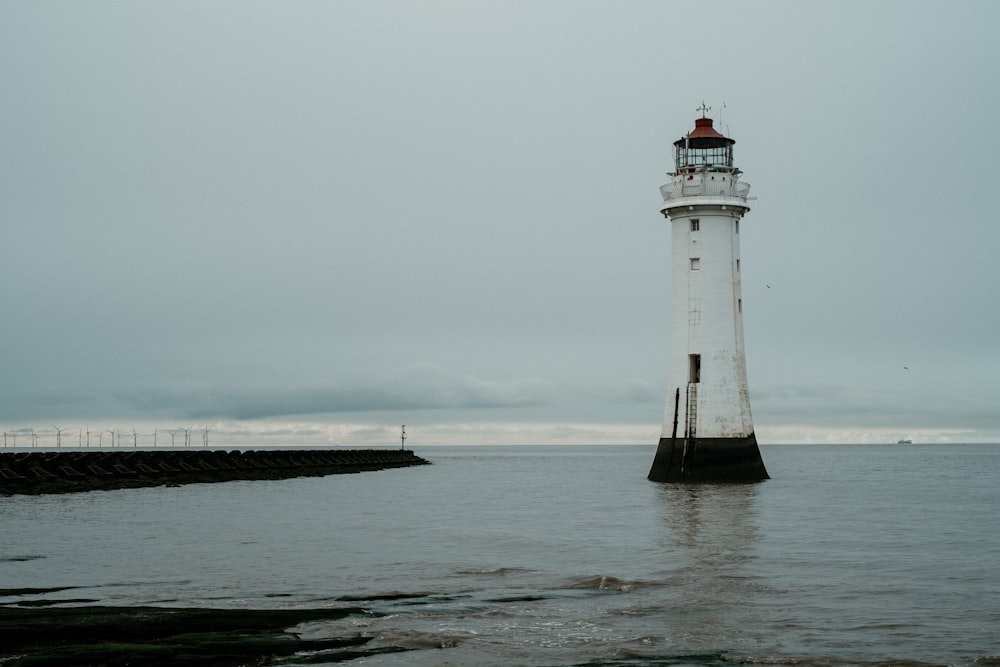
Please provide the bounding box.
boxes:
[648,107,769,482]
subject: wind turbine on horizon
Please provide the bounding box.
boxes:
[53,425,68,448]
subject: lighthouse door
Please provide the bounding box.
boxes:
[689,354,701,383]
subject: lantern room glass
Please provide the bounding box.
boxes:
[674,143,733,171]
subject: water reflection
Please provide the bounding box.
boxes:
[654,484,765,652]
[659,484,760,567]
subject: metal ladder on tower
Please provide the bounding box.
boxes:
[679,383,698,478]
[685,383,698,439]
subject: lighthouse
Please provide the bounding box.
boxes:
[648,108,769,483]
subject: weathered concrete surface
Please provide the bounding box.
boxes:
[0,449,430,495]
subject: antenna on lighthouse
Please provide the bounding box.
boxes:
[400,425,406,450]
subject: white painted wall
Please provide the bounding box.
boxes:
[659,172,755,439]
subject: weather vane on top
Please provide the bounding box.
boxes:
[697,101,711,118]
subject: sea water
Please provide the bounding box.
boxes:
[3,444,999,666]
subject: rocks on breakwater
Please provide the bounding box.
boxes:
[0,449,430,495]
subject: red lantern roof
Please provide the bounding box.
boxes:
[688,117,728,140]
[674,117,734,149]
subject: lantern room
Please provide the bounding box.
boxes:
[673,117,735,173]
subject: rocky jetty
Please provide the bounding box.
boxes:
[0,449,430,495]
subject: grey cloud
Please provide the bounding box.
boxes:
[3,2,1000,442]
[116,368,554,421]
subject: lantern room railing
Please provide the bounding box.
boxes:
[660,179,751,202]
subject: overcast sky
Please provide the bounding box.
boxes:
[3,1,998,446]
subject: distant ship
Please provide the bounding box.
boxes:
[896,439,912,445]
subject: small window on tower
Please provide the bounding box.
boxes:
[736,259,741,272]
[735,219,740,234]
[691,219,700,232]
[690,258,700,271]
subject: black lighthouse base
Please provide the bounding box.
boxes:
[648,433,769,483]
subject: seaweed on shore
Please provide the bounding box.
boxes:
[0,605,405,666]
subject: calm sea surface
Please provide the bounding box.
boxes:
[3,444,999,666]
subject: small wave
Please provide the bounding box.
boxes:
[842,622,915,631]
[372,629,465,650]
[722,653,949,666]
[613,634,666,654]
[11,597,100,607]
[0,586,77,597]
[611,605,663,617]
[398,594,474,607]
[455,566,534,577]
[589,652,731,666]
[336,591,434,603]
[0,554,45,562]
[482,594,548,603]
[563,575,635,592]
[465,606,518,618]
[102,579,192,588]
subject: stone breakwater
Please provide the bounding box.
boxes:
[0,449,430,495]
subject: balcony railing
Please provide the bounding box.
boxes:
[660,180,751,202]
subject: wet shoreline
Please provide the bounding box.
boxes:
[0,604,404,666]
